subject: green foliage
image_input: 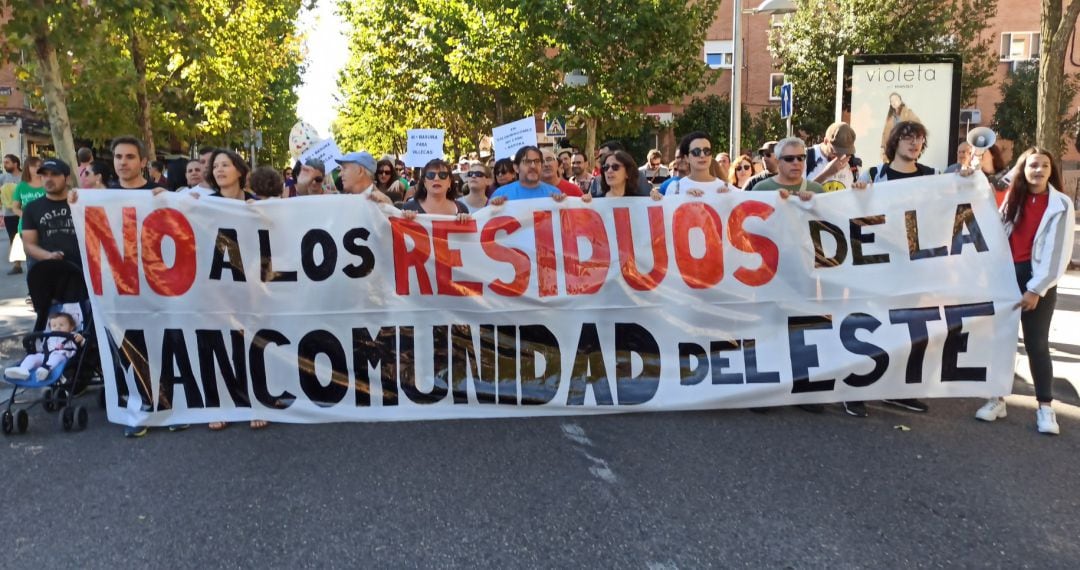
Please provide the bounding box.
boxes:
[993,60,1078,153]
[671,95,755,153]
[769,0,998,138]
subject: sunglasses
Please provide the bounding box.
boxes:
[779,154,807,163]
[425,171,450,180]
[466,171,488,178]
[601,163,623,172]
[496,169,514,176]
[689,147,712,157]
[736,164,752,171]
[377,169,393,175]
[759,151,773,158]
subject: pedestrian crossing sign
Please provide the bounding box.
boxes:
[545,117,566,138]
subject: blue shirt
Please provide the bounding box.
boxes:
[490,181,560,201]
[658,176,681,195]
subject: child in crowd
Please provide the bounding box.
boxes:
[5,312,84,381]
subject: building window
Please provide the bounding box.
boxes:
[769,74,785,101]
[1000,32,1040,61]
[704,40,734,69]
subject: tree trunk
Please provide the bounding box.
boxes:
[129,28,156,159]
[30,3,76,169]
[1037,0,1080,156]
[585,116,597,165]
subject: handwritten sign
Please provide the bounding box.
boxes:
[492,117,538,160]
[299,138,343,173]
[404,129,446,167]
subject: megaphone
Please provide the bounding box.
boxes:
[967,127,997,150]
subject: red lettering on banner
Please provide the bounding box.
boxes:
[728,200,779,287]
[533,211,558,297]
[480,216,530,296]
[672,202,725,289]
[390,218,433,295]
[559,208,611,295]
[432,220,481,296]
[84,206,139,295]
[614,206,668,291]
[139,209,198,296]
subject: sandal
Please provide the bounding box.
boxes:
[250,419,269,430]
[208,421,228,431]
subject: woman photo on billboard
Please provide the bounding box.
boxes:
[880,93,921,159]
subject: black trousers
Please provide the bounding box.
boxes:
[4,215,17,242]
[1015,261,1057,403]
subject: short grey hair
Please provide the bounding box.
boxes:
[774,137,806,159]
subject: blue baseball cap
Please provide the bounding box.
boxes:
[338,151,376,174]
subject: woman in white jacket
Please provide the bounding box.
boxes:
[975,147,1076,434]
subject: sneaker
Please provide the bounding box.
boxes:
[843,401,868,418]
[974,398,1007,422]
[796,404,824,414]
[34,367,49,381]
[168,424,191,432]
[123,425,148,438]
[5,367,29,380]
[882,398,929,413]
[1036,406,1060,435]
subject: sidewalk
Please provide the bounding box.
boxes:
[0,237,35,358]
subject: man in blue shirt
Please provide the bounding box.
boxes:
[489,146,563,204]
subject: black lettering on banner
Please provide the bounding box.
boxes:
[400,326,447,404]
[710,340,742,384]
[105,329,153,411]
[839,313,889,387]
[850,215,890,266]
[209,228,246,281]
[950,204,988,254]
[810,220,847,268]
[301,229,338,282]
[789,315,835,393]
[744,338,781,384]
[614,323,660,405]
[157,329,204,411]
[905,210,948,260]
[451,325,484,404]
[352,327,398,406]
[567,323,614,406]
[195,329,250,408]
[342,228,376,278]
[249,329,295,408]
[942,302,995,382]
[259,229,298,282]
[520,324,560,405]
[496,325,518,405]
[297,330,349,407]
[889,306,942,384]
[679,342,708,386]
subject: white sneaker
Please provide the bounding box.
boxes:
[34,367,49,381]
[5,367,29,380]
[975,398,1007,422]
[1036,406,1060,435]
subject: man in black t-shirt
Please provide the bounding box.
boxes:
[22,158,80,266]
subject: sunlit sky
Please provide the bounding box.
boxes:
[295,0,349,139]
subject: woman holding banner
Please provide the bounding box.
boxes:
[587,151,655,199]
[401,159,470,217]
[462,162,491,213]
[975,148,1075,435]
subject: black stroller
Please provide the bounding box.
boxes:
[1,260,102,434]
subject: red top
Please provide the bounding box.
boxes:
[556,179,584,197]
[1009,191,1049,262]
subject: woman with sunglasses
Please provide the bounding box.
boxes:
[374,159,406,203]
[588,151,655,199]
[462,162,491,212]
[655,131,734,198]
[401,159,469,217]
[728,154,755,189]
[488,158,517,198]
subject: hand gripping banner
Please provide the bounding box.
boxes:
[70,174,1019,426]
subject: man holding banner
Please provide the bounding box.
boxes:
[489,146,565,204]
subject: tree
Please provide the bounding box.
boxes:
[671,95,752,153]
[1037,0,1080,156]
[769,0,998,138]
[994,59,1078,152]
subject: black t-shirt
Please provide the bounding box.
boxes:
[209,190,259,200]
[401,198,468,214]
[881,165,927,181]
[21,197,80,265]
[108,179,160,190]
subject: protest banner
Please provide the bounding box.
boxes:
[404,129,445,167]
[71,174,1019,426]
[492,117,538,160]
[299,138,344,173]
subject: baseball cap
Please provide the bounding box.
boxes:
[38,158,71,177]
[825,122,856,156]
[338,151,376,173]
[758,141,777,154]
[302,157,326,174]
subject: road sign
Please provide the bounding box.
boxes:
[780,83,793,120]
[545,116,566,138]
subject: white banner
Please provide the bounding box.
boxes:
[71,174,1019,426]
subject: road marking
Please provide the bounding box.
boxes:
[561,422,617,484]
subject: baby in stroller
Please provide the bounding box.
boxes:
[5,311,85,381]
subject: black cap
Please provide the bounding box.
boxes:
[38,158,71,177]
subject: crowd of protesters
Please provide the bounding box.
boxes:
[0,114,1074,437]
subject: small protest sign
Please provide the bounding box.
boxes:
[300,138,343,173]
[492,117,538,160]
[405,129,446,167]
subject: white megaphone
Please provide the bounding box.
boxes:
[966,127,997,170]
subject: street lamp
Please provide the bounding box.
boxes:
[730,0,797,158]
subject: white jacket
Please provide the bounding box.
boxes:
[1001,185,1076,296]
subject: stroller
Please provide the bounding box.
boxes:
[1,260,102,435]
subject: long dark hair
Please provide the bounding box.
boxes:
[208,149,250,191]
[1003,147,1062,225]
[414,158,457,201]
[599,150,642,196]
[491,158,516,192]
[374,159,397,192]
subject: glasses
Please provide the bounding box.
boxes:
[759,151,772,158]
[779,154,807,163]
[425,171,450,180]
[736,164,752,171]
[601,163,623,172]
[543,157,558,163]
[519,158,542,167]
[466,171,488,178]
[688,147,712,157]
[496,169,514,176]
[900,134,926,143]
[377,170,393,176]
